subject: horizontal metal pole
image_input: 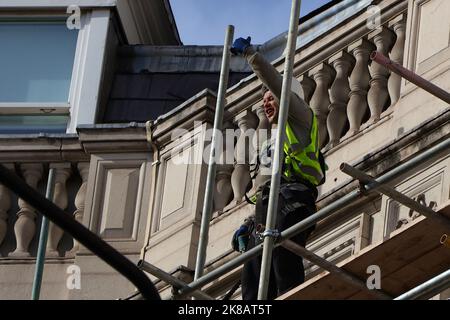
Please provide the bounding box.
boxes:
[138,260,213,300]
[177,138,450,297]
[282,240,392,299]
[340,163,450,230]
[0,164,160,300]
[394,269,450,300]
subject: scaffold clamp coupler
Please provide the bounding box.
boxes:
[358,181,370,196]
[262,229,280,239]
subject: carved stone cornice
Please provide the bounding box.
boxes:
[0,135,88,163]
[77,123,150,154]
[149,89,217,147]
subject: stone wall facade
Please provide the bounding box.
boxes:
[0,0,449,299]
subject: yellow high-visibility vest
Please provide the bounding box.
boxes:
[283,113,324,186]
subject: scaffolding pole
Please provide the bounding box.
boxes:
[258,0,301,300]
[394,269,450,300]
[282,240,392,299]
[176,137,450,299]
[31,168,56,300]
[138,260,214,300]
[194,25,234,281]
[340,163,450,230]
[371,51,450,104]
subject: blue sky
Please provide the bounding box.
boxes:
[170,0,332,45]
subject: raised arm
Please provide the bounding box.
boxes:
[241,44,312,129]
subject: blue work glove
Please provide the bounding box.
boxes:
[231,225,251,253]
[230,36,252,55]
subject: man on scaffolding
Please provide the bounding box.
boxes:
[231,36,326,300]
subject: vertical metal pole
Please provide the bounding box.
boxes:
[31,168,56,300]
[194,25,234,280]
[258,0,301,300]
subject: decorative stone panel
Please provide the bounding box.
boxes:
[83,153,152,253]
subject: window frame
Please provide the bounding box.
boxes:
[0,13,78,118]
[0,8,112,134]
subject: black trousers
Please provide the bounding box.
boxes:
[241,185,316,300]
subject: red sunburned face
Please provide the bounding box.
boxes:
[263,90,279,124]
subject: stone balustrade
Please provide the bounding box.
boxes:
[213,13,407,212]
[0,162,89,258]
[0,164,13,255]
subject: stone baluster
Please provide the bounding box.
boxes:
[367,26,395,123]
[9,163,43,257]
[46,164,71,257]
[251,103,270,161]
[213,122,234,212]
[0,164,14,254]
[230,110,257,205]
[387,15,406,107]
[345,39,375,137]
[214,167,234,213]
[326,51,355,149]
[247,103,271,195]
[71,162,90,254]
[309,63,335,148]
[299,74,316,104]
